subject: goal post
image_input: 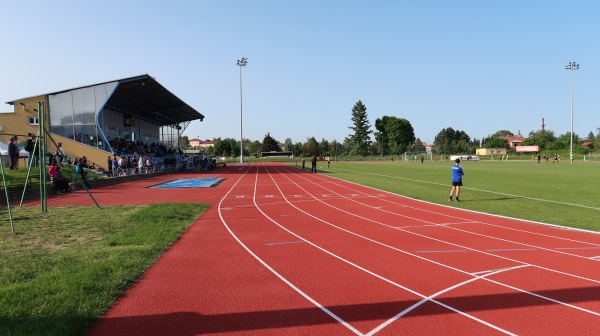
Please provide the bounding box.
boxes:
[402,151,432,161]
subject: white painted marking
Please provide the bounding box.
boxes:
[268,164,600,320]
[261,165,515,334]
[217,166,363,335]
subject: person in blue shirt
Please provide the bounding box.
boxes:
[449,158,464,202]
[76,160,92,189]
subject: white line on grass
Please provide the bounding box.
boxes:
[334,167,600,212]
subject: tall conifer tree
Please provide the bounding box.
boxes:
[348,100,372,156]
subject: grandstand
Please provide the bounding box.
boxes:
[1,74,203,171]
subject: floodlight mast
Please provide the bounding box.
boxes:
[237,57,248,164]
[565,61,579,165]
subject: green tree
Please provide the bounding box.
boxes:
[407,138,426,152]
[213,138,223,156]
[304,137,319,156]
[318,138,330,156]
[523,130,556,150]
[491,130,514,138]
[222,138,237,157]
[293,142,303,157]
[586,131,595,141]
[181,136,190,149]
[433,128,471,154]
[247,140,262,157]
[375,116,415,155]
[348,100,372,156]
[550,132,580,151]
[261,133,280,152]
[283,138,294,152]
[330,139,341,158]
[484,137,508,148]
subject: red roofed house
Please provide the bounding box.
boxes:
[501,135,526,149]
[189,138,214,152]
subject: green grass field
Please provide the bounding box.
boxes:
[313,159,600,232]
[0,203,208,336]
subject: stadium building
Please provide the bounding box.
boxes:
[0,74,204,170]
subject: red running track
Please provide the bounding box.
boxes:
[52,162,600,335]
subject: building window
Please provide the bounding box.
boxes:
[28,117,39,125]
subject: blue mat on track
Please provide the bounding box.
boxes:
[149,178,225,188]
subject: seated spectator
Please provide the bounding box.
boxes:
[55,143,66,164]
[138,155,144,173]
[55,167,70,192]
[48,161,61,194]
[145,155,154,172]
[113,155,120,176]
[107,156,113,177]
[76,161,92,189]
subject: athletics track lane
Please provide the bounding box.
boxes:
[263,164,600,334]
[36,162,600,335]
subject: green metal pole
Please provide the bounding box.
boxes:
[38,102,47,212]
[0,151,15,233]
[44,131,100,209]
[20,135,40,207]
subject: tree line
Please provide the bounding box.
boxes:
[183,101,599,157]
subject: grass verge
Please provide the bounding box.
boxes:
[0,203,209,336]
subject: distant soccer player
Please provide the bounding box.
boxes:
[449,158,464,202]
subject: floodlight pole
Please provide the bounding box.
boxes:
[380,132,384,159]
[237,57,248,164]
[565,61,579,165]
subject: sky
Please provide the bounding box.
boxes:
[2,1,600,145]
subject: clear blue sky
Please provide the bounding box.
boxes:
[2,1,599,145]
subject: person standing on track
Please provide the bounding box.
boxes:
[311,155,317,173]
[449,158,464,202]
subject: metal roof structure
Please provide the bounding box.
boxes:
[6,74,204,126]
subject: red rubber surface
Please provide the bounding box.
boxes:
[40,163,600,335]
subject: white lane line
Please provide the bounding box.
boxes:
[265,240,307,247]
[436,224,600,261]
[367,265,528,336]
[297,165,600,245]
[415,250,468,253]
[486,248,538,252]
[269,165,600,317]
[279,166,600,278]
[218,166,364,336]
[261,165,515,335]
[323,167,600,246]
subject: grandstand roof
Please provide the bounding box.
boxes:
[6,74,204,125]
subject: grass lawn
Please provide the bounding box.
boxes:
[0,203,209,336]
[314,159,600,232]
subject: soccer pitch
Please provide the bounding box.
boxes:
[318,159,600,232]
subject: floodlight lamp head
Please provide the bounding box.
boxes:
[237,57,248,67]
